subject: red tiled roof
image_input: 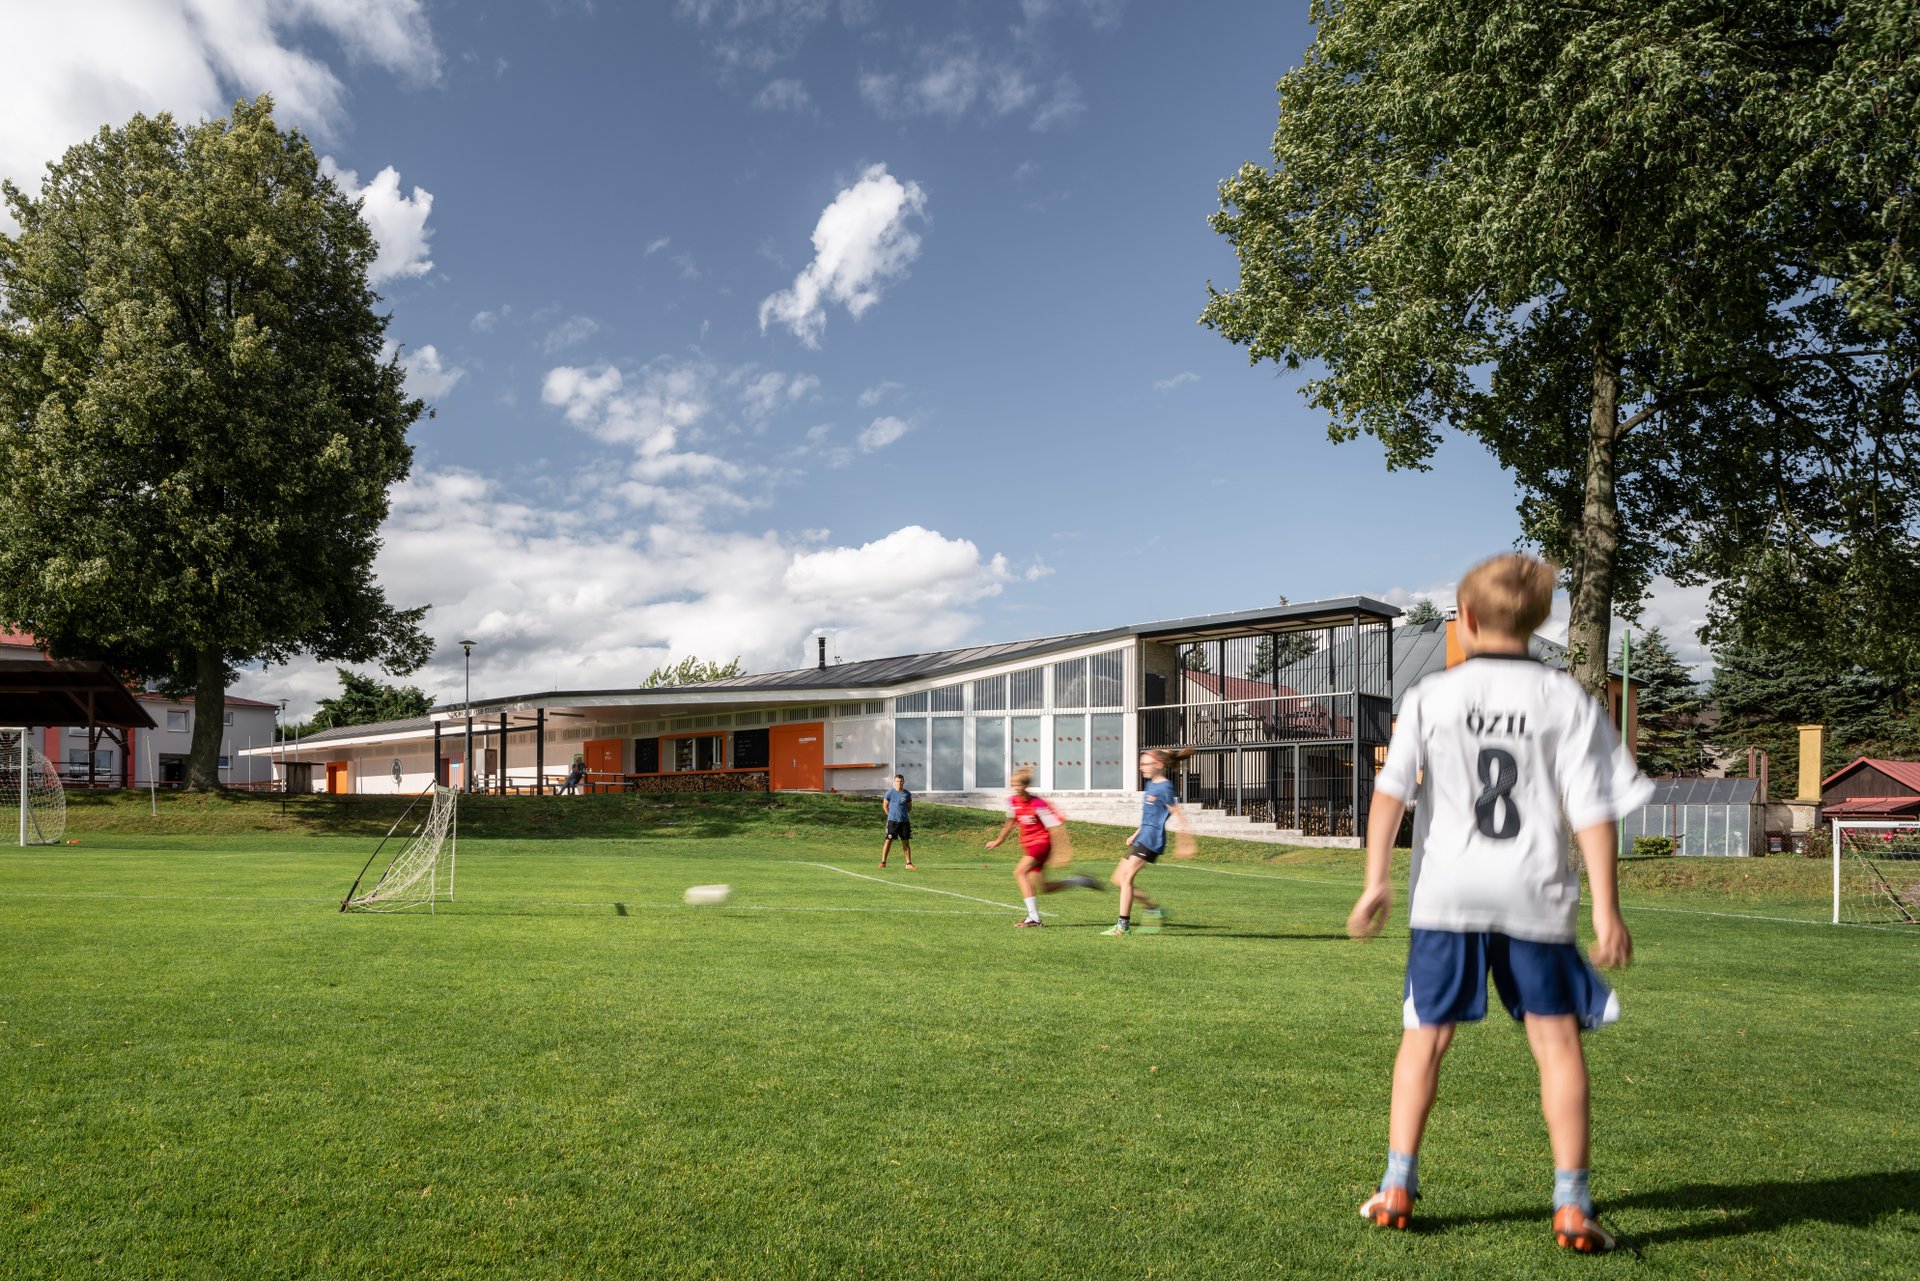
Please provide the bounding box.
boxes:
[1181,671,1302,701]
[1823,795,1920,817]
[1821,757,1920,794]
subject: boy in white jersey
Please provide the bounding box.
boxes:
[1348,554,1651,1254]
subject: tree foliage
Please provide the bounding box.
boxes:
[1203,1,1920,705]
[642,656,746,687]
[309,668,434,731]
[1401,599,1442,626]
[0,98,429,789]
[1615,627,1706,777]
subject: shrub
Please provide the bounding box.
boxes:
[1633,836,1676,858]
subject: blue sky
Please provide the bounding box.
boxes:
[5,2,1708,715]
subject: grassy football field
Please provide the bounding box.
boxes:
[1,792,1915,1279]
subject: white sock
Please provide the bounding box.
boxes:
[1024,896,1040,920]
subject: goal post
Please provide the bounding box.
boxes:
[341,785,459,913]
[1831,820,1920,926]
[0,727,67,846]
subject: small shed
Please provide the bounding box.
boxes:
[1819,758,1920,820]
[1621,777,1760,857]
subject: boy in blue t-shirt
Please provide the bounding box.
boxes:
[1103,749,1195,936]
[879,775,916,870]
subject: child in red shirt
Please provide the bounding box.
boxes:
[986,767,1102,926]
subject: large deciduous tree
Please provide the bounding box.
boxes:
[0,97,430,788]
[642,656,746,687]
[310,669,435,731]
[1203,1,1920,701]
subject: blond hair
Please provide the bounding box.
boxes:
[1456,553,1556,640]
[1009,766,1034,790]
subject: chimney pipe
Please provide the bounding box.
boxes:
[818,635,827,670]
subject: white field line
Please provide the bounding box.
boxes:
[802,862,1040,915]
[1163,863,1354,890]
[1165,862,1918,936]
[0,891,340,902]
[532,900,1004,916]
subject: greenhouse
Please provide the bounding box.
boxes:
[1620,777,1761,857]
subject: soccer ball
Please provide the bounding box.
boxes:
[683,884,731,906]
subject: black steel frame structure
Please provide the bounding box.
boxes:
[1135,604,1394,840]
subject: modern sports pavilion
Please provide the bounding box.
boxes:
[248,598,1398,844]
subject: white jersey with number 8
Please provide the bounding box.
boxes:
[1376,653,1652,943]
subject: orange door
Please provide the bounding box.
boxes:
[770,723,824,791]
[326,761,349,793]
[582,738,624,793]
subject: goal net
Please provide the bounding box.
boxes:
[1832,821,1920,926]
[341,785,458,913]
[0,728,66,846]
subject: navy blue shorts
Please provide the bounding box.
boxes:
[1402,929,1619,1030]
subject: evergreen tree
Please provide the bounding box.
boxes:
[1614,628,1705,776]
[1708,629,1919,799]
[1402,599,1443,625]
[1246,596,1320,680]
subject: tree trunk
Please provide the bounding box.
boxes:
[187,647,227,791]
[1567,342,1622,705]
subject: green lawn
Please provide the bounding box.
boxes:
[2,793,1915,1278]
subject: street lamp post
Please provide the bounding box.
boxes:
[277,698,288,792]
[461,640,475,793]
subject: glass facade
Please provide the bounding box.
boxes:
[1052,715,1086,790]
[894,717,929,791]
[1011,716,1044,778]
[931,718,965,791]
[880,647,1129,792]
[975,717,1006,790]
[1090,713,1126,789]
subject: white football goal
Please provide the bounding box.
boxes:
[1832,820,1920,926]
[340,785,459,913]
[1,728,66,846]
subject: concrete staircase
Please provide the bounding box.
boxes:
[927,791,1357,848]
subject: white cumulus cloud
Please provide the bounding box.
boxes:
[321,157,435,284]
[858,415,910,452]
[759,164,928,348]
[753,78,815,113]
[0,1,440,232]
[232,471,1027,718]
[401,344,464,399]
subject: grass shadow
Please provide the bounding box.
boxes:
[1422,1169,1920,1247]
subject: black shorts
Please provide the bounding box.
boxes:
[1128,842,1162,864]
[886,820,912,841]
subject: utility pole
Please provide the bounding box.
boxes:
[461,640,476,793]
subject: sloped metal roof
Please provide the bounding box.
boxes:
[434,596,1404,719]
[1643,777,1759,806]
[1822,757,1920,794]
